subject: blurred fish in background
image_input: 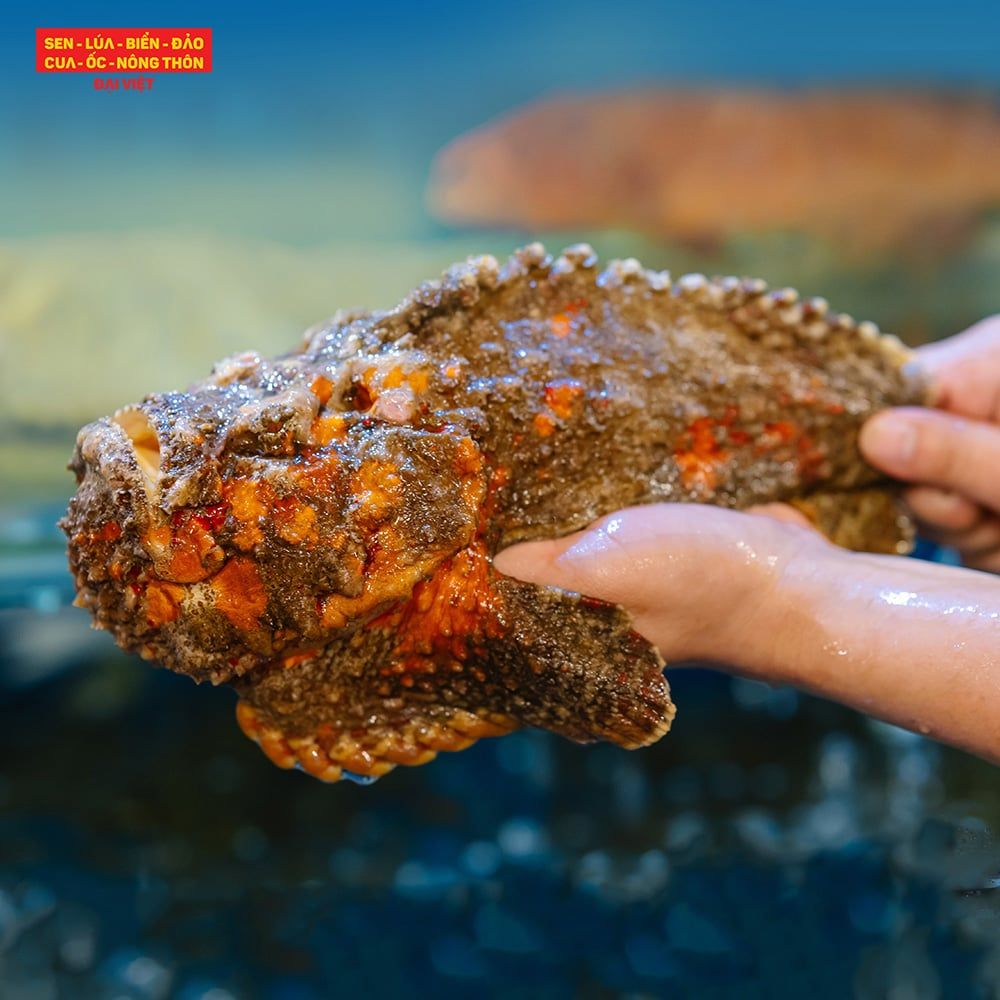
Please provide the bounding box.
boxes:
[429,88,1000,259]
[428,87,1000,345]
[2,0,1000,996]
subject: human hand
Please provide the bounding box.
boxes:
[860,315,1000,572]
[494,503,822,669]
[495,503,1000,764]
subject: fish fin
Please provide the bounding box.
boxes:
[485,576,674,748]
[232,547,673,782]
[790,488,915,555]
[235,699,515,783]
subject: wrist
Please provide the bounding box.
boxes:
[700,522,841,677]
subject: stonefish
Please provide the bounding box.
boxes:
[63,244,923,782]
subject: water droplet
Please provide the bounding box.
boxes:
[341,770,379,786]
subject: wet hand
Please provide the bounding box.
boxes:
[493,503,823,667]
[495,503,1000,766]
[860,315,1000,572]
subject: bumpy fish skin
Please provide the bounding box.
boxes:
[62,244,924,782]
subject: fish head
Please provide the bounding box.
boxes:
[61,339,488,686]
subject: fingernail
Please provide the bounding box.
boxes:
[492,544,530,578]
[493,539,560,585]
[862,413,918,468]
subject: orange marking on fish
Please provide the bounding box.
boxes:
[97,521,121,543]
[384,542,504,673]
[295,448,342,494]
[163,509,222,582]
[550,299,588,338]
[550,312,572,338]
[212,557,268,632]
[353,460,403,522]
[455,436,483,476]
[318,525,435,630]
[382,367,406,389]
[371,364,429,395]
[281,649,319,669]
[150,525,170,545]
[454,436,486,512]
[222,478,271,551]
[310,375,334,404]
[533,413,556,437]
[311,414,347,446]
[543,379,584,419]
[273,496,319,546]
[407,369,429,394]
[74,520,122,549]
[145,579,186,628]
[675,416,729,493]
[757,420,797,450]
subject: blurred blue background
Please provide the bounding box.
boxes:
[5,0,1000,243]
[1,3,999,998]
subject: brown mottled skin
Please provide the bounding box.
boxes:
[62,244,925,782]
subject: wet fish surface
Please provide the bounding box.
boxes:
[62,244,924,782]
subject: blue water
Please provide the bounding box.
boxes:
[3,0,1000,241]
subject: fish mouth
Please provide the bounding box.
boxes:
[111,407,162,489]
[62,412,252,684]
[67,409,162,540]
[60,413,157,658]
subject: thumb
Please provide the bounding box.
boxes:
[914,316,1000,421]
[492,509,658,608]
[493,504,820,665]
[859,407,1000,513]
[492,503,810,609]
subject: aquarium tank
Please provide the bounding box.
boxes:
[1,1,999,997]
